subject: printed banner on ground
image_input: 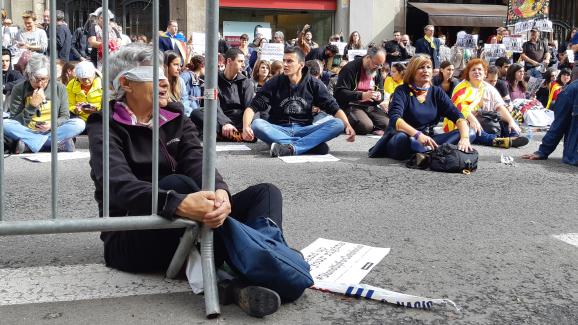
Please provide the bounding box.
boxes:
[301,238,390,284]
[312,282,460,311]
[260,43,284,62]
[215,144,252,152]
[19,151,90,163]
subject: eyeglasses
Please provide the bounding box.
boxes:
[32,76,49,83]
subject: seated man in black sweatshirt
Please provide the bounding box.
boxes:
[333,47,389,135]
[190,48,255,141]
[241,47,355,157]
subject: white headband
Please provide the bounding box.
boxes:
[34,68,49,78]
[113,65,167,99]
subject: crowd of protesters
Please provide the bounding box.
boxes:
[2,7,578,318]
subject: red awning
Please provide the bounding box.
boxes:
[220,0,336,11]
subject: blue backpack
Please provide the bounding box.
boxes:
[216,216,314,302]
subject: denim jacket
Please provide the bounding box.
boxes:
[536,81,578,165]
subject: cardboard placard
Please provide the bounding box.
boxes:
[256,27,272,41]
[259,43,285,62]
[533,19,553,32]
[566,49,575,63]
[514,19,535,34]
[502,36,524,53]
[347,49,367,61]
[191,32,205,55]
[484,44,506,59]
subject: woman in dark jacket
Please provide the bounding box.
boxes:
[431,61,459,99]
[86,44,285,317]
[368,55,474,160]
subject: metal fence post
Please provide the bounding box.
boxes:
[102,0,110,218]
[201,0,221,319]
[0,35,3,220]
[49,0,58,219]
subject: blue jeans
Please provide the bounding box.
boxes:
[474,122,520,146]
[369,129,476,160]
[3,118,86,152]
[251,118,344,155]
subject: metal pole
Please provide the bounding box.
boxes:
[201,0,220,318]
[49,0,58,219]
[166,226,199,279]
[102,0,110,218]
[0,30,4,221]
[152,0,160,216]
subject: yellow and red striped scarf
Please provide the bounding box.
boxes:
[443,80,484,132]
[546,81,562,110]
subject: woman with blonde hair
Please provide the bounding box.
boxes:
[368,55,474,160]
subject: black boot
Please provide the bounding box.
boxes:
[218,279,281,317]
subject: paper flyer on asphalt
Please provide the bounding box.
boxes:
[18,151,91,162]
[215,144,252,152]
[279,154,340,163]
[313,282,459,311]
[301,238,390,284]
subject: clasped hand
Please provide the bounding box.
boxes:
[176,189,231,228]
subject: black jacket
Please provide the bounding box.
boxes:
[333,57,384,109]
[250,66,340,125]
[305,47,326,62]
[2,59,24,95]
[56,24,72,61]
[87,101,229,226]
[383,40,409,64]
[218,71,255,129]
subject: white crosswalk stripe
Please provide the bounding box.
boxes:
[0,264,190,306]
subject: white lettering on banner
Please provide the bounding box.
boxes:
[260,43,284,62]
[301,238,390,284]
[456,34,478,49]
[256,27,272,41]
[514,19,535,34]
[312,282,460,311]
[503,36,524,53]
[331,42,348,55]
[534,19,553,32]
[347,49,367,61]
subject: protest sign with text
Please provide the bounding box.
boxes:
[503,36,524,53]
[456,34,478,49]
[347,49,367,61]
[259,43,284,62]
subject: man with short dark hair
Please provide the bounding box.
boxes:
[521,28,550,78]
[494,57,511,81]
[486,66,511,104]
[159,20,188,61]
[2,49,23,96]
[384,31,409,65]
[54,10,72,61]
[401,34,415,57]
[305,44,339,70]
[334,47,388,135]
[191,48,255,142]
[242,47,355,157]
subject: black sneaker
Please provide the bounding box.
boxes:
[57,138,76,152]
[270,143,294,157]
[305,142,329,155]
[218,279,280,318]
[510,136,529,148]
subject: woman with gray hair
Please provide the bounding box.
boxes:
[3,53,85,153]
[86,43,288,318]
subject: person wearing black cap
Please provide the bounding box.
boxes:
[521,28,550,78]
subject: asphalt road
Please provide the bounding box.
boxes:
[1,133,577,324]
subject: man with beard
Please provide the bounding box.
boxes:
[241,47,355,157]
[384,31,409,65]
[333,47,389,135]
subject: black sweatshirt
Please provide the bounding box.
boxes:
[249,67,340,125]
[217,71,255,129]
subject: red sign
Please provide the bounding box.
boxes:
[220,0,336,11]
[225,35,242,47]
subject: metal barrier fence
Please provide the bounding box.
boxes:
[0,0,220,318]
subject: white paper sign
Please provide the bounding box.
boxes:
[483,44,506,59]
[566,49,575,63]
[279,154,340,164]
[331,42,347,55]
[256,27,272,42]
[347,49,367,61]
[503,36,523,53]
[19,151,91,163]
[260,43,284,62]
[313,282,459,311]
[533,19,553,32]
[301,238,390,284]
[215,144,251,152]
[456,34,478,49]
[191,32,206,55]
[514,19,535,34]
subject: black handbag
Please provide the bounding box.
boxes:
[477,111,501,135]
[429,143,478,173]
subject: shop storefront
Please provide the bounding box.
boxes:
[220,0,337,45]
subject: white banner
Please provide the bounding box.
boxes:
[260,43,284,62]
[514,19,535,34]
[533,19,553,33]
[301,238,390,284]
[347,49,367,61]
[566,49,575,63]
[312,282,459,311]
[456,34,478,49]
[483,44,506,59]
[256,27,272,41]
[191,32,205,55]
[279,154,340,164]
[331,42,348,55]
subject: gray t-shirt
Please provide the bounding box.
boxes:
[17,28,48,53]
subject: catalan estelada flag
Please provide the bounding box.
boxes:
[443,80,483,132]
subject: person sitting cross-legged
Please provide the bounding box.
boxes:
[368,54,475,160]
[3,53,85,153]
[241,46,356,157]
